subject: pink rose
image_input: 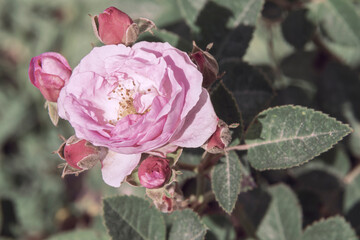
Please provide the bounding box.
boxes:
[138,156,171,189]
[92,7,133,45]
[58,41,218,187]
[29,52,72,102]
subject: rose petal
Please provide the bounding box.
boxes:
[101,151,141,187]
[170,88,218,148]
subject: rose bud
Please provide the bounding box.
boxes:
[203,120,232,154]
[190,42,219,88]
[57,136,108,176]
[138,156,171,189]
[92,7,133,45]
[29,52,72,102]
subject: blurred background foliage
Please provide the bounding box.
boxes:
[0,0,360,239]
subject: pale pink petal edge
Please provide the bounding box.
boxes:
[101,151,141,187]
[170,88,218,148]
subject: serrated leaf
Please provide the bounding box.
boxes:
[168,209,207,240]
[257,184,302,240]
[211,151,242,214]
[302,216,357,240]
[48,229,109,240]
[211,81,243,139]
[103,196,166,240]
[245,105,352,170]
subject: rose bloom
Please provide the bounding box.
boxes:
[58,41,218,187]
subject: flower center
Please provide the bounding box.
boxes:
[107,83,137,125]
[106,78,153,125]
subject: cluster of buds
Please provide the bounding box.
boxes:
[28,6,230,214]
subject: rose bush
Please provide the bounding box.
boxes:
[58,41,218,187]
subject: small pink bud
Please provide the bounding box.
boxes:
[138,156,171,189]
[92,7,133,45]
[190,42,219,88]
[29,52,72,102]
[203,120,232,153]
[57,136,108,171]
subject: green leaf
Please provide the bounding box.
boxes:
[202,214,236,240]
[141,29,192,52]
[245,105,352,170]
[176,0,207,32]
[344,174,360,213]
[212,0,264,28]
[168,209,207,240]
[257,184,302,240]
[211,151,242,214]
[302,216,357,240]
[211,81,243,139]
[343,103,360,158]
[281,9,315,50]
[48,229,109,240]
[179,150,202,165]
[103,196,166,240]
[244,20,294,66]
[221,60,274,126]
[307,0,360,66]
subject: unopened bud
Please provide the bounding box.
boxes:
[138,156,171,189]
[203,120,232,153]
[92,7,133,45]
[29,52,72,102]
[190,42,219,88]
[57,136,108,176]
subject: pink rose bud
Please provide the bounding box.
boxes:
[190,42,219,88]
[92,7,133,45]
[203,120,232,153]
[57,135,108,170]
[29,52,72,102]
[138,156,171,189]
